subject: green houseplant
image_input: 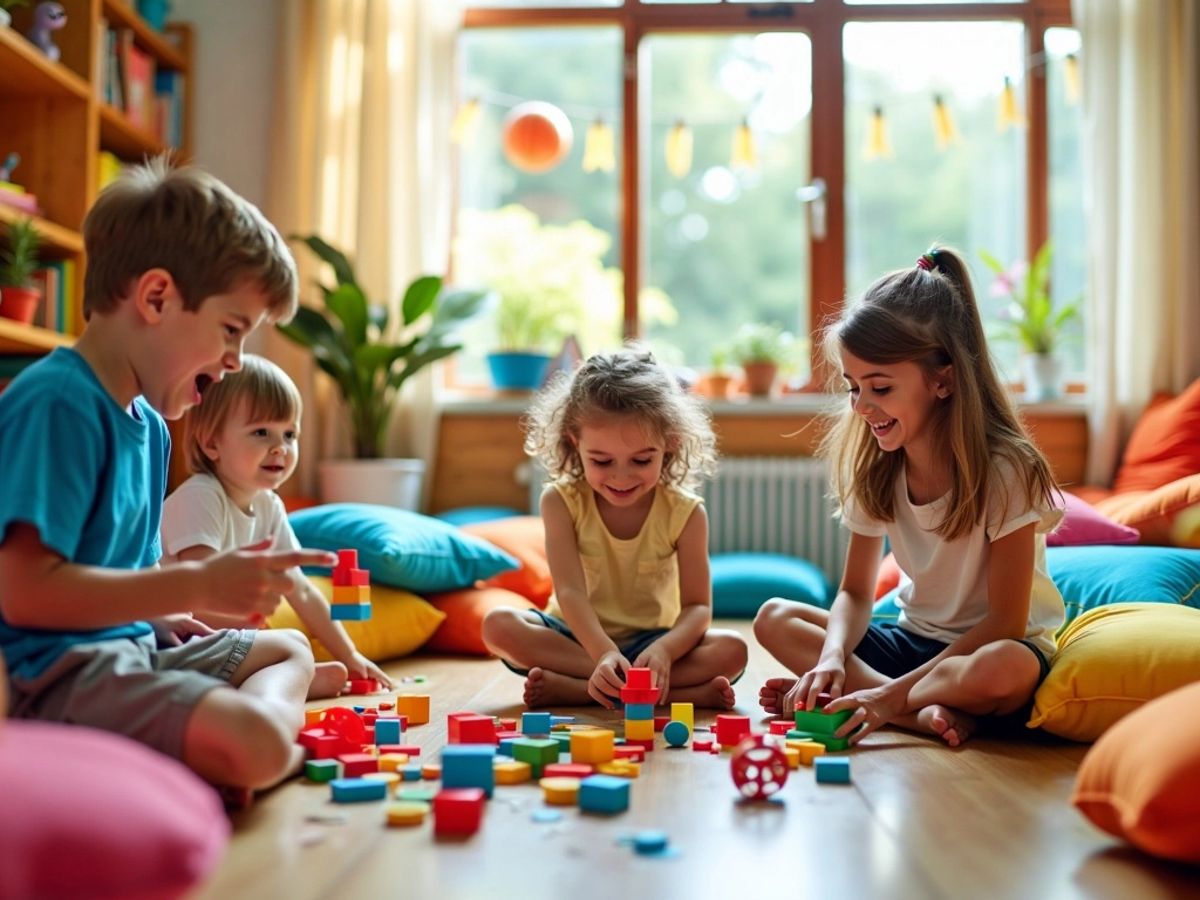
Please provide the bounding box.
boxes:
[730,322,794,396]
[0,217,42,325]
[277,236,488,504]
[979,240,1080,400]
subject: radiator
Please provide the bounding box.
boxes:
[525,455,848,584]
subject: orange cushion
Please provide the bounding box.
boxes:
[875,552,902,600]
[461,516,552,608]
[426,587,537,655]
[1113,379,1200,494]
[1094,475,1200,546]
[1073,679,1200,863]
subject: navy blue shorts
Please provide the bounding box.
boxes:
[500,609,669,677]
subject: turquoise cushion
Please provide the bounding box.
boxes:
[872,545,1200,627]
[434,506,524,527]
[290,504,518,592]
[711,552,831,618]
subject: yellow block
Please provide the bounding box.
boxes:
[386,801,429,827]
[782,746,801,769]
[596,761,640,779]
[787,740,826,766]
[362,771,400,793]
[539,776,581,805]
[570,729,615,765]
[396,694,430,726]
[421,763,441,780]
[624,718,654,741]
[378,753,410,772]
[495,760,532,784]
[670,702,694,732]
[333,584,370,605]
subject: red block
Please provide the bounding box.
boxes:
[613,745,645,762]
[653,716,669,733]
[434,788,486,836]
[362,711,379,726]
[337,752,379,777]
[333,567,370,587]
[337,549,358,569]
[625,667,653,690]
[693,736,714,752]
[446,711,477,743]
[624,738,654,752]
[495,730,523,743]
[379,744,421,757]
[298,727,327,752]
[346,678,380,695]
[498,718,517,731]
[543,763,595,779]
[619,687,660,705]
[379,702,394,711]
[768,719,793,735]
[456,715,500,745]
[715,714,751,748]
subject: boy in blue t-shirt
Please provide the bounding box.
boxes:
[0,159,336,792]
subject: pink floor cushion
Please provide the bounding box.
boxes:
[0,720,229,900]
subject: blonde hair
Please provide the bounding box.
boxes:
[82,156,298,321]
[820,246,1059,541]
[183,354,302,478]
[524,345,717,492]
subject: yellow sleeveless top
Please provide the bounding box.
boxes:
[546,480,702,641]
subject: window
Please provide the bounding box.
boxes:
[455,1,1082,390]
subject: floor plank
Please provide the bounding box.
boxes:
[194,623,1196,900]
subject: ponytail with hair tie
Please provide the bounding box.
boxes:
[916,248,939,271]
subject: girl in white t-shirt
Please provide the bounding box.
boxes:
[161,355,390,700]
[755,247,1064,747]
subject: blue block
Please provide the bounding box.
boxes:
[498,738,516,757]
[441,744,496,798]
[330,778,388,802]
[374,718,402,744]
[522,712,552,734]
[624,703,654,721]
[663,720,689,747]
[578,774,630,814]
[550,715,575,728]
[815,757,852,784]
[331,603,371,621]
[401,764,423,782]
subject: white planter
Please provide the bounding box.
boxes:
[318,458,426,510]
[1022,353,1062,402]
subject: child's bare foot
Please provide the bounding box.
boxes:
[523,667,593,708]
[758,676,797,716]
[307,661,349,700]
[916,704,976,747]
[668,675,736,710]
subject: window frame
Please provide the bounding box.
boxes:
[460,0,1076,389]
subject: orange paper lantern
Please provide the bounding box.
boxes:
[502,101,573,174]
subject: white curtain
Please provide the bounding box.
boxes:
[1073,0,1200,484]
[260,0,461,500]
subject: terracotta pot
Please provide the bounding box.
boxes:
[705,373,733,400]
[0,286,40,325]
[741,361,778,397]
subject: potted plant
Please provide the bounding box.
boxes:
[0,1,29,28]
[278,235,489,507]
[0,217,42,325]
[730,322,794,397]
[980,240,1080,401]
[705,344,735,400]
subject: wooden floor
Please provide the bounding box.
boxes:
[196,623,1198,900]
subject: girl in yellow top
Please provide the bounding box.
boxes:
[483,347,748,709]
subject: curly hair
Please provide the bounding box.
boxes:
[523,345,717,491]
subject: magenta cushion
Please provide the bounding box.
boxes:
[0,721,229,899]
[1047,492,1141,547]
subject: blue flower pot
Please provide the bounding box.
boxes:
[487,352,552,391]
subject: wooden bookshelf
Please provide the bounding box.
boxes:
[0,0,193,353]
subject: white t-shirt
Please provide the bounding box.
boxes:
[160,472,299,562]
[840,457,1065,656]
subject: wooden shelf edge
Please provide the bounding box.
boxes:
[0,318,72,353]
[0,24,90,99]
[101,0,187,70]
[100,103,168,159]
[0,205,84,256]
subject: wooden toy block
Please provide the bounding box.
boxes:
[378,702,394,711]
[624,703,654,721]
[499,717,517,731]
[451,714,500,745]
[663,720,690,747]
[495,730,523,744]
[539,776,582,806]
[498,738,516,757]
[570,729,615,765]
[624,718,654,741]
[331,778,388,803]
[494,760,532,784]
[374,718,403,745]
[378,753,410,772]
[331,603,371,621]
[332,567,369,587]
[624,738,655,752]
[670,702,694,732]
[362,771,401,793]
[333,584,371,605]
[309,734,353,760]
[433,788,486,836]
[578,774,630,814]
[596,761,640,779]
[543,762,595,779]
[336,753,379,777]
[441,745,497,798]
[305,759,341,782]
[613,745,645,762]
[513,738,560,777]
[304,708,326,728]
[787,729,850,752]
[397,785,438,803]
[782,746,801,769]
[379,743,421,757]
[794,706,853,736]
[715,714,751,747]
[633,830,669,855]
[396,694,430,726]
[653,715,670,732]
[625,667,653,690]
[361,710,379,725]
[815,756,851,784]
[386,800,429,827]
[788,740,826,766]
[336,549,359,569]
[522,711,552,734]
[768,719,794,735]
[401,764,423,782]
[550,715,575,728]
[619,687,660,705]
[692,736,714,752]
[421,763,442,780]
[346,677,380,696]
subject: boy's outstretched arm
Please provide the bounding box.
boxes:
[0,524,335,630]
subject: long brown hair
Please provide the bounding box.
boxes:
[819,247,1058,540]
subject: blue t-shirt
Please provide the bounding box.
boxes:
[0,348,168,679]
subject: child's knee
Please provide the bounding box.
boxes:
[189,692,299,788]
[257,629,316,673]
[752,598,793,640]
[960,642,1039,703]
[480,607,521,652]
[717,631,749,673]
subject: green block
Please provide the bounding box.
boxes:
[396,785,438,803]
[512,738,559,767]
[794,707,853,735]
[305,759,341,782]
[786,729,851,751]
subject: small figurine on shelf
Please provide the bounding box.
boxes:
[25,1,66,62]
[0,152,19,185]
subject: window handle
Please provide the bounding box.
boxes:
[795,177,827,241]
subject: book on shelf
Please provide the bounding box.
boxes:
[154,69,185,148]
[122,34,155,132]
[0,183,42,216]
[97,151,126,190]
[30,266,60,332]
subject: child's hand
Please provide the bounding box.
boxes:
[347,652,392,690]
[588,649,630,710]
[787,654,846,715]
[632,643,672,705]
[824,682,907,744]
[150,613,215,647]
[199,539,337,620]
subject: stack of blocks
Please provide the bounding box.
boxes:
[620,667,659,751]
[788,697,854,752]
[330,549,371,621]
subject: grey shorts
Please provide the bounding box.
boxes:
[7,628,256,760]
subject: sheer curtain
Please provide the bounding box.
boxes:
[1073,0,1200,484]
[261,0,461,499]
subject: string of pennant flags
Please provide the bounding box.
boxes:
[451,52,1079,175]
